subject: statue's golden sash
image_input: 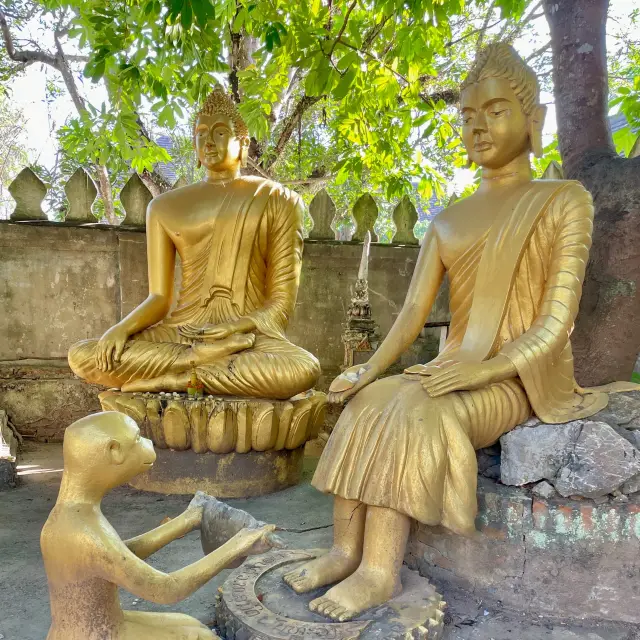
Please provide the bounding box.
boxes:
[199,177,276,317]
[455,180,568,363]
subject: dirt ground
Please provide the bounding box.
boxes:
[0,443,637,640]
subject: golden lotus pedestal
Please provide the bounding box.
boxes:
[215,549,446,639]
[99,390,326,497]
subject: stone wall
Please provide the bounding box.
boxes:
[0,221,447,440]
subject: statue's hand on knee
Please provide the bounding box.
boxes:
[421,356,517,397]
[96,324,130,372]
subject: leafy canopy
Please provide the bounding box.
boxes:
[56,0,536,202]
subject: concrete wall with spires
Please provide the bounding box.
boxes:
[0,160,584,440]
[0,167,462,441]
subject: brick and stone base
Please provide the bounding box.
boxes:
[405,476,640,624]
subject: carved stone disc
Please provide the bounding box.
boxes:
[215,549,446,640]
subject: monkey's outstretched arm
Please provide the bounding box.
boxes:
[98,525,274,605]
[125,509,201,559]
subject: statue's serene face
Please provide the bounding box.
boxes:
[460,77,531,170]
[195,113,242,171]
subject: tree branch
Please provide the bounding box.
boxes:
[361,14,391,50]
[53,30,86,115]
[329,0,358,59]
[475,0,497,53]
[262,94,323,170]
[525,39,551,62]
[0,9,59,69]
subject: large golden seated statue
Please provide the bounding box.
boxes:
[68,86,324,495]
[69,86,319,400]
[282,43,639,623]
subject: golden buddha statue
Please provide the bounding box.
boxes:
[68,86,320,399]
[41,411,277,640]
[284,44,639,621]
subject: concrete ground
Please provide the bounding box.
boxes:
[0,443,638,640]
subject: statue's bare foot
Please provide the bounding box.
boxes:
[309,567,401,621]
[190,333,255,365]
[283,548,360,594]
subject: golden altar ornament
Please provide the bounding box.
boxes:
[41,411,277,640]
[284,43,639,622]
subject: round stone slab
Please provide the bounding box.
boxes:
[215,549,446,640]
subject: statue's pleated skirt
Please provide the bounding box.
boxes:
[312,375,530,535]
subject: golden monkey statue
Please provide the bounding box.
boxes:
[41,411,277,640]
[284,44,639,621]
[68,85,320,400]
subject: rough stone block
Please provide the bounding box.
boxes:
[500,421,581,485]
[531,480,557,499]
[622,473,640,495]
[554,421,640,498]
[595,391,640,430]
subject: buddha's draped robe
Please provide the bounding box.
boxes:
[313,180,637,536]
[68,178,320,399]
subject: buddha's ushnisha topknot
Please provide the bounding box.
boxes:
[461,43,540,116]
[194,85,249,139]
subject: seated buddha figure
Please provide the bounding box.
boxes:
[284,44,638,621]
[68,85,320,399]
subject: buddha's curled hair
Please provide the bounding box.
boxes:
[461,43,539,115]
[193,84,249,139]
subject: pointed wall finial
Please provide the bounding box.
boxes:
[121,174,153,227]
[9,168,48,221]
[64,168,97,223]
[309,189,337,240]
[173,176,189,189]
[392,196,419,245]
[352,193,378,242]
[541,160,564,180]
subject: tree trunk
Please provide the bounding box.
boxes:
[95,164,118,225]
[544,0,640,385]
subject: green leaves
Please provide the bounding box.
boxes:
[22,0,551,212]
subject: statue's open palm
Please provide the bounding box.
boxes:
[328,364,378,404]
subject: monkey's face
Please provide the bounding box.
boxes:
[107,416,157,483]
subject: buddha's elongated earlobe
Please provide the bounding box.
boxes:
[529,104,547,158]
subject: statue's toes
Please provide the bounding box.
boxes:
[337,608,356,622]
[309,596,326,612]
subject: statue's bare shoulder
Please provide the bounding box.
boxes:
[430,195,475,239]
